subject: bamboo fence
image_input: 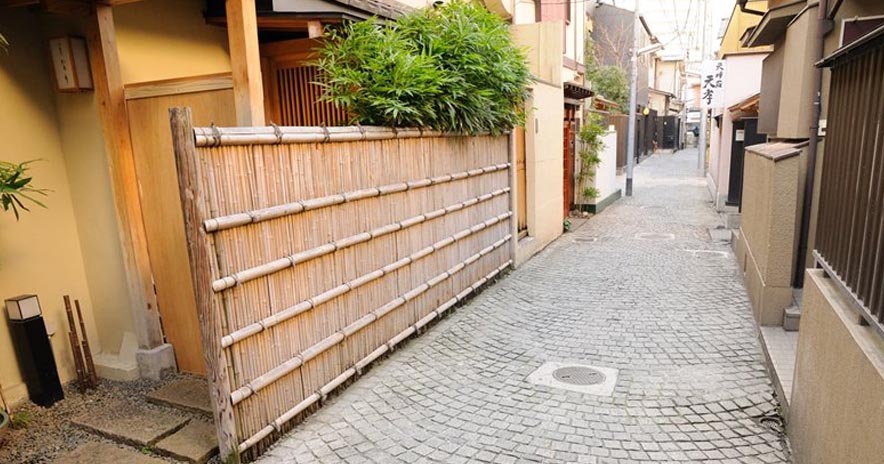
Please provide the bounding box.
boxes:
[170,107,516,461]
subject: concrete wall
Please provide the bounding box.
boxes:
[758,44,784,135]
[789,269,884,464]
[734,143,803,326]
[0,10,103,404]
[775,6,817,139]
[512,22,564,266]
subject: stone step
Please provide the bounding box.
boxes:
[52,442,166,464]
[71,399,190,448]
[147,378,213,416]
[155,420,218,464]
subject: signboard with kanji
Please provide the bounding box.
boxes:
[701,60,726,108]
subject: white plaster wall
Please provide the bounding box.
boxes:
[711,54,766,207]
[591,129,619,205]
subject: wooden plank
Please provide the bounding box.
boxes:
[127,88,236,374]
[86,4,163,348]
[170,107,240,463]
[124,73,233,100]
[307,21,323,38]
[225,0,265,126]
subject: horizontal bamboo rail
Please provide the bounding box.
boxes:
[193,125,502,147]
[221,211,513,348]
[172,107,514,461]
[229,234,512,406]
[236,260,512,453]
[211,188,510,292]
[204,163,510,232]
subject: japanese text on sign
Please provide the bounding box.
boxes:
[701,60,726,108]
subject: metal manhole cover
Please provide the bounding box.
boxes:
[552,366,606,386]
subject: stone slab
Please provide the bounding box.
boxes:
[52,442,166,464]
[147,378,213,415]
[155,420,218,463]
[71,400,189,447]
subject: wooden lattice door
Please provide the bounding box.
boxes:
[261,38,349,126]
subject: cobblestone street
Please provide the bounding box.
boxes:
[258,149,790,464]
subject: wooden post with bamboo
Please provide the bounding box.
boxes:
[75,300,98,389]
[170,107,240,463]
[63,295,87,393]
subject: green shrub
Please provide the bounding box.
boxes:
[577,113,606,199]
[316,1,531,134]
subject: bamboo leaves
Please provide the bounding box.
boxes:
[0,160,47,220]
[316,0,531,134]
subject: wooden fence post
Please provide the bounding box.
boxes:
[169,107,240,463]
[509,132,518,268]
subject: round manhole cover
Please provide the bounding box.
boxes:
[552,366,606,386]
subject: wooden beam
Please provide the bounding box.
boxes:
[170,107,240,463]
[307,20,323,38]
[86,4,164,349]
[225,0,265,126]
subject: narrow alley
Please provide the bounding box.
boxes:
[258,150,790,464]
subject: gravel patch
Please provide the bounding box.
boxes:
[0,372,219,464]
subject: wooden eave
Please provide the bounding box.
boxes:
[728,93,761,120]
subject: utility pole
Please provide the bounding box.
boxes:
[697,0,708,172]
[624,0,640,196]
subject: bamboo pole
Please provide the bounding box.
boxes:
[63,295,87,393]
[235,259,511,454]
[203,163,510,232]
[229,234,511,406]
[221,211,513,348]
[193,126,472,147]
[74,300,98,389]
[212,188,510,292]
[170,107,240,463]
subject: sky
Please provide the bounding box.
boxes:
[595,0,735,65]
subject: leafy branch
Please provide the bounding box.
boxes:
[1,160,48,220]
[578,113,606,200]
[315,0,531,134]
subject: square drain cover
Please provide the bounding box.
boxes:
[527,362,618,396]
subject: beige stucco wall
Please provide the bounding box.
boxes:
[735,145,803,326]
[512,22,564,265]
[37,13,137,357]
[789,269,884,464]
[0,11,103,404]
[776,6,817,139]
[114,0,231,85]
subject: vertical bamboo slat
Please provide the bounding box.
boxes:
[171,111,513,461]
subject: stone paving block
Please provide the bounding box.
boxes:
[71,399,189,447]
[155,420,218,463]
[147,378,213,415]
[252,150,790,464]
[52,442,166,464]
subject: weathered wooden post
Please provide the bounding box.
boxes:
[169,107,240,463]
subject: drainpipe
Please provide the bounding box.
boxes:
[794,0,832,288]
